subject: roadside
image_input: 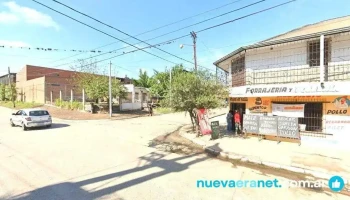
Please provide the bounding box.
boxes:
[176,114,350,193]
[150,127,350,196]
[0,101,42,109]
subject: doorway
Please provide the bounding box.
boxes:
[231,103,246,132]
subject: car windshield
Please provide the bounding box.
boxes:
[29,110,49,116]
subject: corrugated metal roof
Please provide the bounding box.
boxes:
[214,26,350,66]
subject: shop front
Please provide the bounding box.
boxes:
[229,82,350,148]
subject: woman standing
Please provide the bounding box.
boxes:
[226,110,233,132]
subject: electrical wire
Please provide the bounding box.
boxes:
[47,0,245,64]
[50,0,296,70]
[49,0,210,68]
[32,0,180,66]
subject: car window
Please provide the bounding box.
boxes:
[16,110,22,115]
[22,111,28,116]
[29,110,49,116]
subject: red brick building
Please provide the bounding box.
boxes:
[16,65,132,104]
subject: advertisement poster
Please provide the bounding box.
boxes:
[324,96,350,115]
[272,104,305,117]
[247,97,271,113]
[197,108,212,135]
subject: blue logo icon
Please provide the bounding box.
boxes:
[328,176,345,192]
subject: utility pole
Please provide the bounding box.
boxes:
[8,67,15,108]
[190,31,198,71]
[109,61,112,118]
[169,67,172,106]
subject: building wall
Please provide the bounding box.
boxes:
[0,74,16,85]
[17,77,46,103]
[227,33,350,86]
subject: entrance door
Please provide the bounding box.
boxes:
[231,103,246,125]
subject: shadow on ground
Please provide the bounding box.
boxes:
[26,123,70,131]
[7,152,208,200]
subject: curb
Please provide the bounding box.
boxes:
[180,126,350,185]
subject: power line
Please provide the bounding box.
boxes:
[47,0,270,69]
[0,45,105,53]
[47,0,265,67]
[47,0,245,64]
[50,0,203,68]
[29,0,296,75]
[32,0,180,66]
[197,0,296,33]
[51,0,296,70]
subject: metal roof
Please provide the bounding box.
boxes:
[213,26,350,66]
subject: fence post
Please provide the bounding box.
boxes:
[82,88,85,111]
[50,91,53,105]
[71,89,73,107]
[59,90,62,108]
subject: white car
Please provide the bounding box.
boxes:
[10,108,52,131]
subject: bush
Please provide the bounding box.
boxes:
[54,99,82,110]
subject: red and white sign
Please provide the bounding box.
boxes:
[272,104,305,117]
[197,108,212,135]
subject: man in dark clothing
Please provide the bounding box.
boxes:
[148,102,154,116]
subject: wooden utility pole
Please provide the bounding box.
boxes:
[190,31,198,71]
[109,61,112,118]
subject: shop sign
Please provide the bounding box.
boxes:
[294,84,338,94]
[197,108,212,135]
[230,97,248,102]
[246,87,293,94]
[272,104,305,118]
[249,97,270,113]
[326,96,350,115]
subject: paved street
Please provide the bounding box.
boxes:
[0,107,347,200]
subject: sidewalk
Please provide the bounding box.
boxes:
[180,114,350,184]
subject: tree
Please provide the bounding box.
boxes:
[149,64,187,99]
[72,59,127,104]
[5,83,17,108]
[0,84,5,101]
[162,69,228,130]
[133,69,152,88]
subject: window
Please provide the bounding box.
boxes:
[231,55,245,74]
[142,93,147,102]
[307,39,330,67]
[29,110,49,116]
[135,92,139,100]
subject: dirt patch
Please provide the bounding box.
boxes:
[42,106,149,120]
[149,128,204,155]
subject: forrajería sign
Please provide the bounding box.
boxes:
[246,87,293,94]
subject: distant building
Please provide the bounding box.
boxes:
[0,73,16,85]
[120,84,150,111]
[16,65,131,104]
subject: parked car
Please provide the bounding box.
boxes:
[10,109,52,131]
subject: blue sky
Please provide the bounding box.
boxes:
[0,0,350,78]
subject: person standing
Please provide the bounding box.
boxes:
[234,110,241,135]
[226,110,233,132]
[148,101,154,116]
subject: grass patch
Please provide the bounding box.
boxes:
[154,107,175,114]
[0,101,43,109]
[54,99,83,110]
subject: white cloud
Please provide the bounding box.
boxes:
[0,40,31,47]
[0,1,60,30]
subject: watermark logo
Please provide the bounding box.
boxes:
[328,176,345,192]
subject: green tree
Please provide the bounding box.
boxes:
[133,69,152,88]
[5,83,17,108]
[0,84,5,101]
[162,69,228,130]
[72,59,127,104]
[149,64,187,99]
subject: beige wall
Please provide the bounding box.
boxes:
[17,77,45,103]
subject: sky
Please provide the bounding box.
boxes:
[1,0,350,78]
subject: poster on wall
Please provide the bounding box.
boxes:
[272,104,305,118]
[248,97,270,113]
[197,108,212,135]
[325,96,350,115]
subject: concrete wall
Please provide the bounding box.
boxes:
[120,102,142,111]
[227,33,350,86]
[17,77,46,103]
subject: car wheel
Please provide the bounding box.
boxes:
[46,125,51,128]
[10,120,15,127]
[22,122,27,131]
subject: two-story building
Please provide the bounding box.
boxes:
[214,16,350,148]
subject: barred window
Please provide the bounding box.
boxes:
[307,39,330,67]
